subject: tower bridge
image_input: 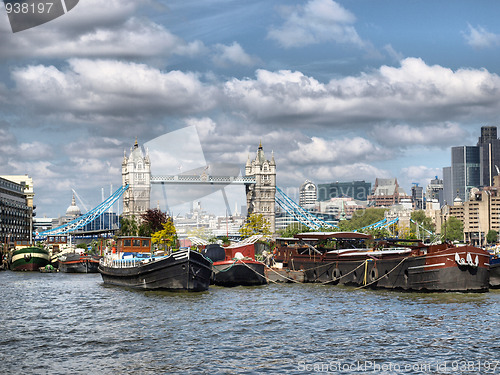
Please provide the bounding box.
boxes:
[40,138,337,237]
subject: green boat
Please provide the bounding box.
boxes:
[11,247,49,271]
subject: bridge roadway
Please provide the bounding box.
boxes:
[150,175,256,185]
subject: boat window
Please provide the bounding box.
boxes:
[124,239,131,247]
[142,240,149,247]
[133,239,141,247]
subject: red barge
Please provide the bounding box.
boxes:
[274,232,490,292]
[203,236,268,287]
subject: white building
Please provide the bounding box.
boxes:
[299,180,317,208]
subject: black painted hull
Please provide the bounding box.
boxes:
[98,250,212,292]
[288,252,489,292]
[490,261,500,288]
[212,261,267,287]
[59,253,100,273]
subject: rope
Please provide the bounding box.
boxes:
[320,260,368,285]
[354,256,409,290]
[263,263,303,283]
[239,261,279,284]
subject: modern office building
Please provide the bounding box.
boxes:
[411,183,424,210]
[425,176,444,206]
[477,126,500,187]
[317,180,371,201]
[451,145,480,202]
[299,180,317,208]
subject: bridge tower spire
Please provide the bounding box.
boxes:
[122,139,151,220]
[245,142,276,233]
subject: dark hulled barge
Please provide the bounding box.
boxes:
[273,232,490,292]
[203,237,268,287]
[58,252,101,273]
[98,237,212,292]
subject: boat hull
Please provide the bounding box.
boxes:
[490,258,500,288]
[212,260,267,287]
[11,247,49,271]
[58,253,100,273]
[279,246,490,292]
[98,250,212,292]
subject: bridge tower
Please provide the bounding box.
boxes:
[121,139,151,219]
[245,142,276,233]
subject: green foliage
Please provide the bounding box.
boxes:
[118,215,139,236]
[487,230,498,244]
[442,216,463,242]
[339,208,388,232]
[76,243,87,249]
[279,223,311,238]
[410,210,435,237]
[152,217,178,249]
[239,213,272,238]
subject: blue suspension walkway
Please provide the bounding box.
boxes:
[36,185,129,238]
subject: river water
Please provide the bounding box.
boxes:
[1,271,499,375]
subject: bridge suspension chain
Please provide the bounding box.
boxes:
[37,185,129,238]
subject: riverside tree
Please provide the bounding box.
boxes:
[442,216,463,242]
[139,208,169,236]
[152,217,178,251]
[239,213,272,238]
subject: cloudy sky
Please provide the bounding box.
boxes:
[1,0,500,218]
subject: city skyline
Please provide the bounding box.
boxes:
[2,0,500,218]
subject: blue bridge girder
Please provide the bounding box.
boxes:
[275,187,337,230]
[37,185,129,238]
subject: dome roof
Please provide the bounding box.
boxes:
[66,194,81,217]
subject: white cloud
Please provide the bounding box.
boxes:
[287,136,391,166]
[223,58,500,126]
[267,0,364,48]
[212,42,259,67]
[370,123,469,148]
[11,59,218,119]
[0,0,205,60]
[463,24,500,49]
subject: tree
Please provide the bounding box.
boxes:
[152,217,178,251]
[279,223,311,238]
[239,213,272,238]
[442,216,463,242]
[139,209,169,237]
[410,210,435,238]
[487,230,498,244]
[340,208,388,232]
[118,215,139,236]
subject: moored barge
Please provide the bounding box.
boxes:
[204,237,267,287]
[58,252,101,273]
[98,237,212,292]
[274,232,490,292]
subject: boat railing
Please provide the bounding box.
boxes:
[100,257,145,268]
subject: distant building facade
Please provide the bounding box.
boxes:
[122,139,151,220]
[368,178,409,207]
[317,180,371,201]
[0,177,32,242]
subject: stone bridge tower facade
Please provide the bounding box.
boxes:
[122,139,151,220]
[245,142,276,233]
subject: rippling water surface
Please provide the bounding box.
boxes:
[1,271,499,374]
